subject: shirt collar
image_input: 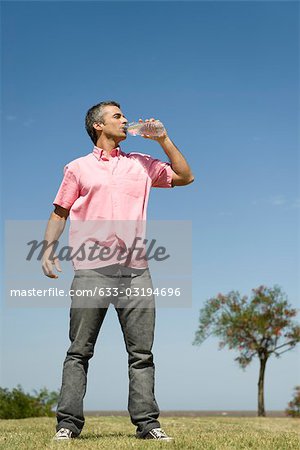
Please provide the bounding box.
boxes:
[93,145,121,161]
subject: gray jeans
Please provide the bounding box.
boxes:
[56,264,160,438]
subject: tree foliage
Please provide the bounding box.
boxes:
[193,285,300,369]
[193,285,300,416]
[285,386,300,418]
[0,385,59,419]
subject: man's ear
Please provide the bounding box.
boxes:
[93,122,103,131]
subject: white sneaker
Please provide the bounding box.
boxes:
[143,427,174,441]
[53,428,74,440]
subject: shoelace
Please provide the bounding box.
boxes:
[150,428,168,439]
[58,428,71,437]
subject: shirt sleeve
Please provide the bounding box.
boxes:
[144,156,174,188]
[53,164,80,210]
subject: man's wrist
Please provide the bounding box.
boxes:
[157,134,171,146]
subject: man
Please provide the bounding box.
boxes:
[42,101,194,441]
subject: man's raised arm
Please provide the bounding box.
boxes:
[158,136,194,186]
[140,118,194,186]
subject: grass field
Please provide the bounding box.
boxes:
[0,416,299,449]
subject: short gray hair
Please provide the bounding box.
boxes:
[85,101,121,144]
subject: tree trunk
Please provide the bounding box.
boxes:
[258,357,268,416]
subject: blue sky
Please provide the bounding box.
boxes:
[1,1,299,412]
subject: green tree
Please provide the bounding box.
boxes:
[0,385,59,419]
[285,386,300,418]
[193,285,300,416]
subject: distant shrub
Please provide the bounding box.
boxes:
[0,385,59,419]
[285,386,300,418]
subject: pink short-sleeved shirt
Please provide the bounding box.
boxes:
[53,146,174,270]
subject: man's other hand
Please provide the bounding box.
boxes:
[139,118,168,143]
[42,254,62,279]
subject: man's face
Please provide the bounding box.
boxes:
[96,105,128,142]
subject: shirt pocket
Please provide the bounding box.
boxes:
[119,173,145,198]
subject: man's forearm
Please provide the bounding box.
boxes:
[43,212,67,253]
[41,211,67,278]
[158,136,194,182]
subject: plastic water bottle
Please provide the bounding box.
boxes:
[126,120,165,138]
